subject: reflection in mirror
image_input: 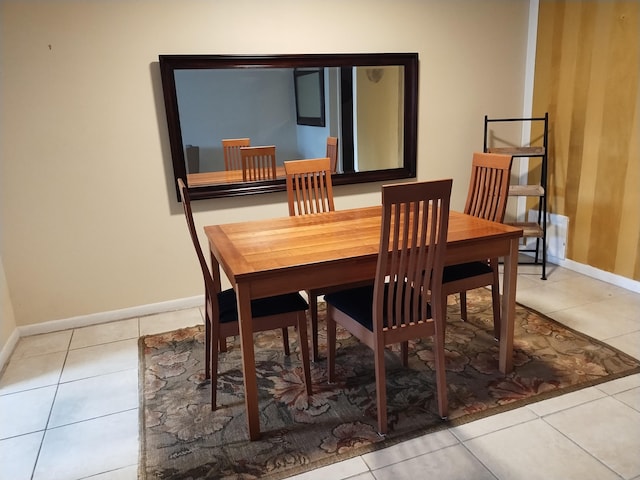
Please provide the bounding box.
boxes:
[160,54,418,200]
[294,68,325,127]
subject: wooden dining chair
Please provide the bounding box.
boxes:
[284,157,335,216]
[283,157,336,361]
[442,152,513,339]
[326,136,339,173]
[222,138,250,171]
[177,178,313,409]
[240,145,277,182]
[325,179,453,435]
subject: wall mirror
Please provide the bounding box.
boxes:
[159,53,418,200]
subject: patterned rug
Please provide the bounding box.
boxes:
[138,289,640,479]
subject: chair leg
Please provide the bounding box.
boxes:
[309,291,320,362]
[490,258,501,340]
[296,312,313,396]
[434,292,449,419]
[326,306,337,383]
[211,324,220,410]
[459,291,467,321]
[219,337,227,352]
[374,342,388,435]
[400,341,409,367]
[433,310,449,419]
[204,307,211,380]
[282,327,291,356]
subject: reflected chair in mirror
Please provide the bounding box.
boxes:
[222,138,250,171]
[177,178,313,409]
[326,136,339,173]
[324,179,453,435]
[240,145,277,182]
[442,152,513,340]
[284,157,335,361]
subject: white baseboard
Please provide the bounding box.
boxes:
[17,295,205,337]
[547,255,640,293]
[0,295,204,372]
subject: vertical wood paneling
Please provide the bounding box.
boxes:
[534,0,639,280]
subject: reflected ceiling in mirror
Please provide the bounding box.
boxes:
[160,53,418,200]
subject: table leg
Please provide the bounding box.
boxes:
[499,238,518,374]
[235,285,261,440]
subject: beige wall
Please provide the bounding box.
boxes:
[0,0,530,335]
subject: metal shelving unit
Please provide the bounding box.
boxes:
[484,113,548,280]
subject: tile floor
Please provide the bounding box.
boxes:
[1,264,639,480]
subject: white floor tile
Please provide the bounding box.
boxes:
[449,406,538,441]
[49,368,138,428]
[33,409,138,480]
[0,351,66,395]
[607,330,640,360]
[11,331,72,359]
[511,272,544,292]
[589,291,640,322]
[0,431,44,480]
[549,302,639,341]
[139,308,203,336]
[544,396,640,479]
[465,419,620,479]
[285,456,370,480]
[70,318,139,350]
[372,444,496,480]
[87,465,138,479]
[551,275,630,302]
[526,386,606,417]
[0,385,57,439]
[340,473,376,480]
[361,429,458,470]
[615,387,640,412]
[542,265,583,283]
[60,339,138,383]
[595,373,640,396]
[516,284,594,315]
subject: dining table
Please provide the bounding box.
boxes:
[204,206,523,440]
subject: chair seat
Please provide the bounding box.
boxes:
[325,284,430,331]
[218,289,309,323]
[443,261,493,284]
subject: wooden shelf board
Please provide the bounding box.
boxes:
[487,146,545,156]
[509,185,545,196]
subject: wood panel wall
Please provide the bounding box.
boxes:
[533,0,639,280]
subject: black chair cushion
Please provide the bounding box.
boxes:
[324,284,431,332]
[442,261,492,283]
[217,289,309,324]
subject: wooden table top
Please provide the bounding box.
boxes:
[204,206,523,282]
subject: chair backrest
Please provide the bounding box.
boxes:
[222,138,250,171]
[464,152,513,222]
[284,157,335,216]
[177,178,220,315]
[240,145,277,181]
[374,179,452,337]
[326,136,339,173]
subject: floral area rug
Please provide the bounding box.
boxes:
[138,288,640,479]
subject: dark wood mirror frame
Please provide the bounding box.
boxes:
[159,53,418,201]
